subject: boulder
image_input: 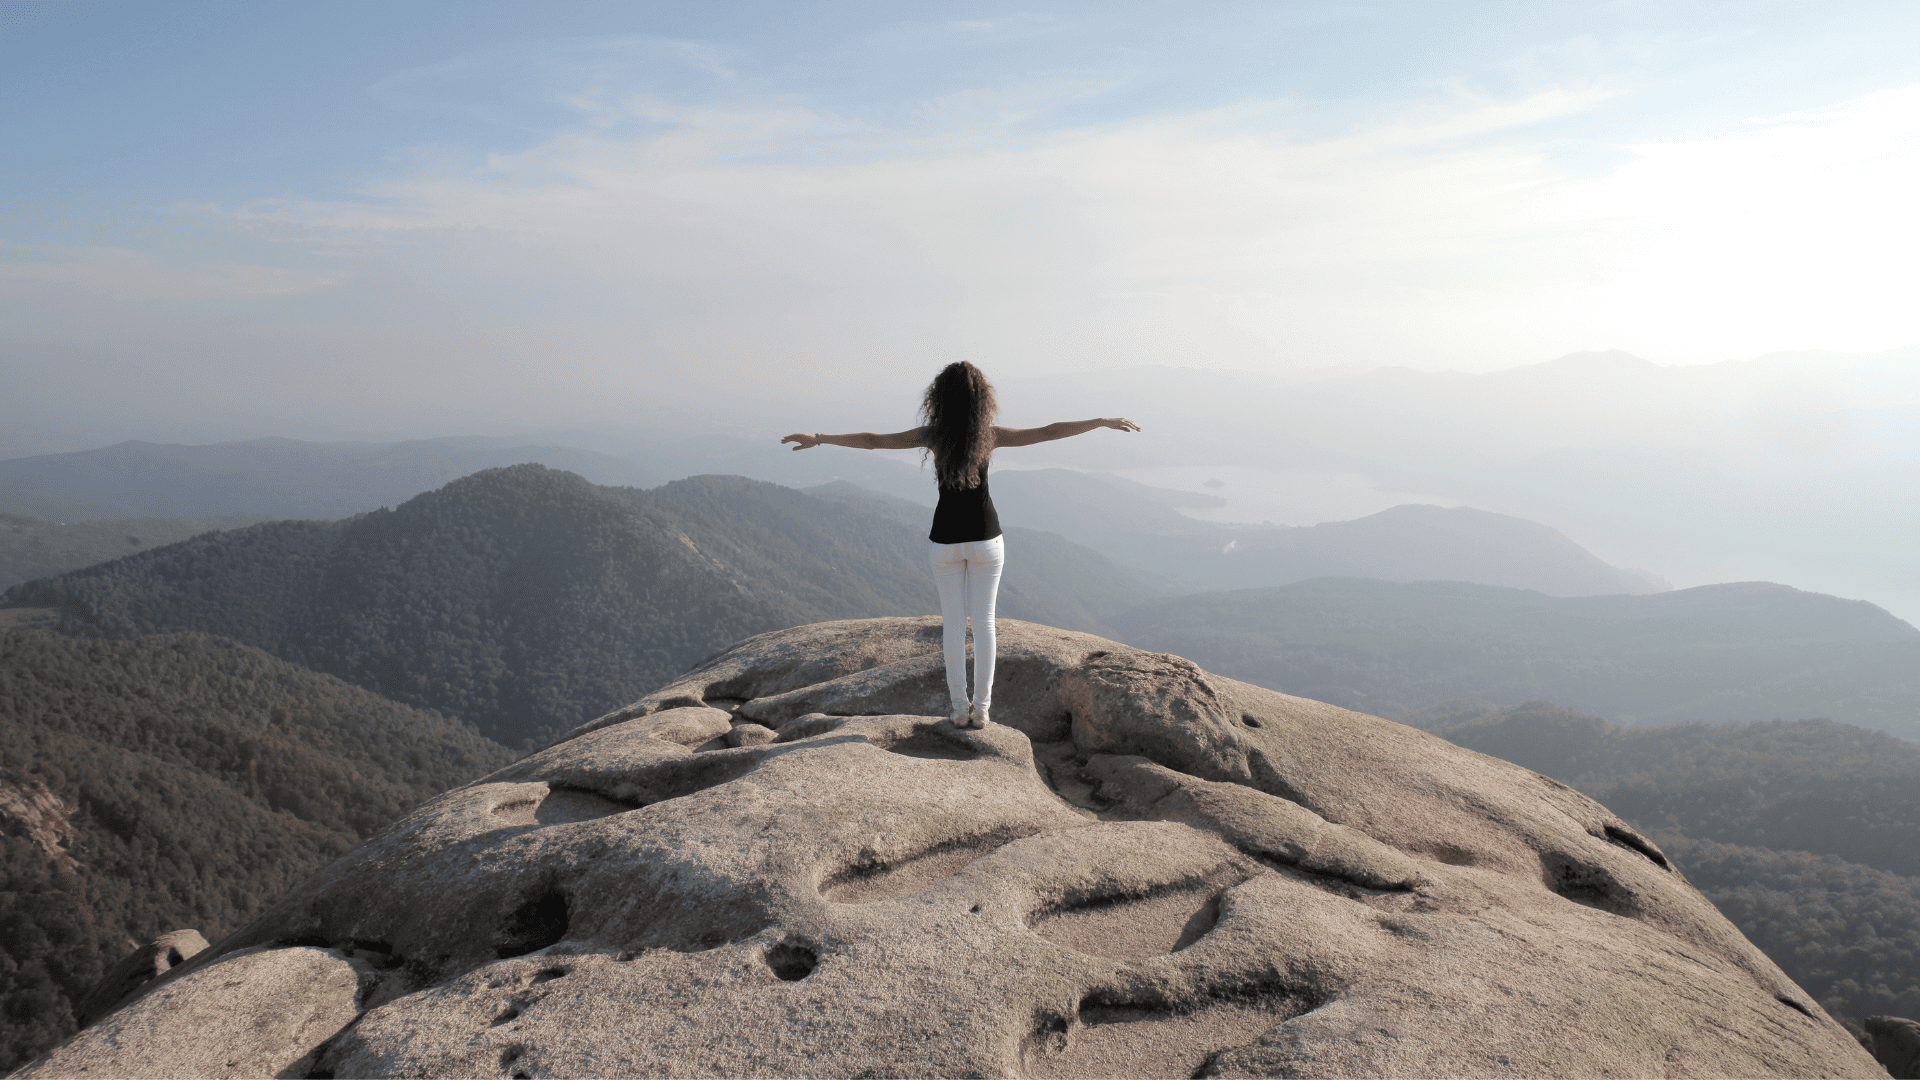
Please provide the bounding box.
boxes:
[32,618,1881,1078]
[1868,1015,1920,1079]
[71,929,210,1028]
[17,946,366,1079]
[726,722,779,748]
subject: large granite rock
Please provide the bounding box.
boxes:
[18,946,365,1079]
[28,618,1881,1078]
[1868,1015,1920,1079]
[70,929,210,1028]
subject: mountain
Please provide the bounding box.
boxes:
[1109,577,1920,739]
[989,475,1663,595]
[991,350,1920,626]
[0,628,513,1073]
[7,433,1675,601]
[1215,503,1666,595]
[620,432,942,507]
[13,464,1900,741]
[0,437,662,522]
[708,459,1665,598]
[4,466,1158,746]
[1422,700,1920,1032]
[1,512,268,591]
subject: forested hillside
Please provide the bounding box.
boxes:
[1657,834,1920,1030]
[1113,577,1920,739]
[1431,702,1920,876]
[1431,702,1920,1032]
[5,466,1154,746]
[0,629,513,1072]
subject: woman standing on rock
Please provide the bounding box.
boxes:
[782,362,1139,729]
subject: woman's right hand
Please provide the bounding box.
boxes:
[1100,418,1141,432]
[781,433,820,451]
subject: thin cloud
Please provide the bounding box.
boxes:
[174,82,1633,375]
[0,245,341,303]
[10,73,1919,436]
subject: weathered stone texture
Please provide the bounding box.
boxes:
[18,946,365,1079]
[1868,1015,1920,1079]
[0,775,79,875]
[70,929,210,1029]
[24,617,1882,1078]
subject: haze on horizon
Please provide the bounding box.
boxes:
[4,1,1919,621]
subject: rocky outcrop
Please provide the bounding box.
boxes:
[21,947,367,1080]
[31,618,1883,1078]
[71,929,210,1028]
[0,775,78,875]
[1869,1015,1920,1079]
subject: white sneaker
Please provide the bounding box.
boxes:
[950,702,971,727]
[970,704,991,728]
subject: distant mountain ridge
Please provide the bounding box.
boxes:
[0,437,662,522]
[4,436,1671,600]
[2,512,269,591]
[696,461,1668,597]
[988,474,1665,595]
[3,465,1153,745]
[991,350,1920,625]
[1239,503,1668,595]
[12,465,1909,743]
[1111,577,1920,739]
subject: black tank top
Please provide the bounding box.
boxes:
[928,464,1002,544]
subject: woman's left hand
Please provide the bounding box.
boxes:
[781,433,821,450]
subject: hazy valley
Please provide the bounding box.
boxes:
[1113,577,1920,739]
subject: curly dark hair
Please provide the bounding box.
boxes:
[920,361,998,489]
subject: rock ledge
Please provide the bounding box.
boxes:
[24,618,1881,1079]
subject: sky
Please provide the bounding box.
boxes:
[4,0,1920,450]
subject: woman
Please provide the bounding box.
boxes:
[782,362,1139,729]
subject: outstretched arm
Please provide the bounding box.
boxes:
[782,427,928,451]
[993,417,1140,448]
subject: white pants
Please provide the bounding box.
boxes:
[928,536,1004,709]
